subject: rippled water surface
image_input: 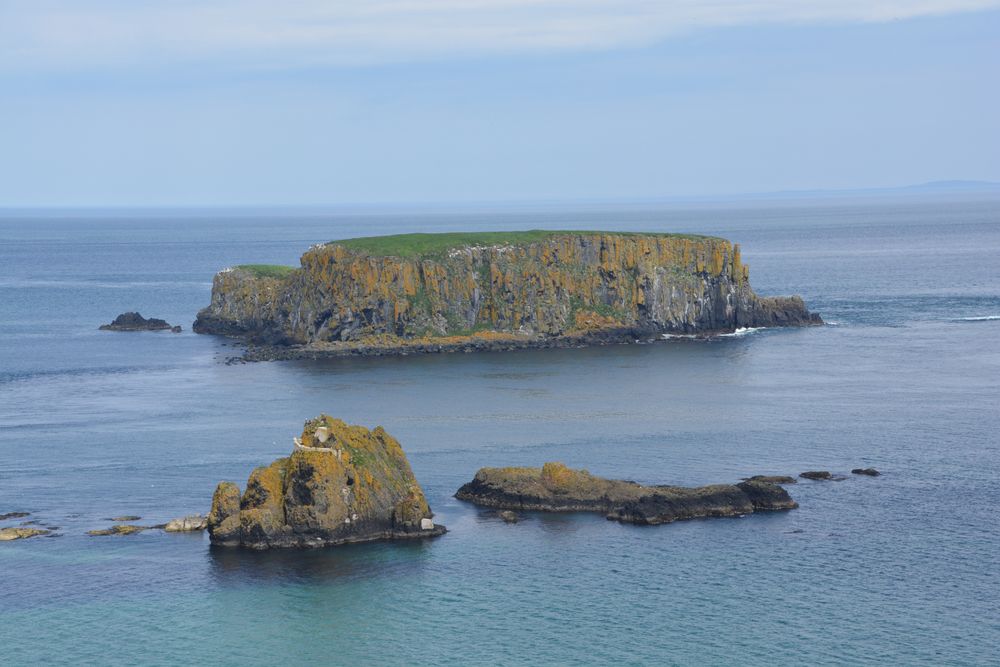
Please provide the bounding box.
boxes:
[1,198,999,665]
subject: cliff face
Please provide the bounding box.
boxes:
[194,232,820,349]
[454,463,797,525]
[207,416,445,549]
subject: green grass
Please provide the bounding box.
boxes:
[567,295,630,324]
[329,230,718,258]
[235,264,297,279]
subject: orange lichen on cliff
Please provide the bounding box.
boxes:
[205,232,760,346]
[572,309,623,331]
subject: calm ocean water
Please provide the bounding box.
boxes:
[1,197,998,666]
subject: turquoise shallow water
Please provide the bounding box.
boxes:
[1,198,999,665]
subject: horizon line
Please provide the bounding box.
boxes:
[2,180,998,214]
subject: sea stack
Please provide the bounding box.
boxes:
[207,416,445,549]
[193,231,821,359]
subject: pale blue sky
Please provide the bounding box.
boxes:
[2,1,998,206]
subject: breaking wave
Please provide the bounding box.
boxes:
[661,327,765,341]
[955,315,1000,322]
[717,327,765,338]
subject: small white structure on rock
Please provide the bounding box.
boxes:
[420,518,435,530]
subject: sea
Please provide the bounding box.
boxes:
[1,196,998,666]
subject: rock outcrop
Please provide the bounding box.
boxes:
[207,416,446,549]
[852,468,881,476]
[744,475,797,485]
[87,524,149,536]
[455,462,797,526]
[164,515,208,532]
[194,231,821,358]
[100,312,180,332]
[0,527,51,541]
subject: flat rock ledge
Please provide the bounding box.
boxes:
[743,475,797,485]
[165,515,208,532]
[208,415,446,550]
[88,524,157,536]
[455,462,797,526]
[0,527,52,541]
[100,312,181,333]
[236,325,804,362]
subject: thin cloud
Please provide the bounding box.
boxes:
[3,0,999,71]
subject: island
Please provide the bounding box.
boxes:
[207,416,446,549]
[455,462,797,525]
[193,231,821,359]
[100,312,181,332]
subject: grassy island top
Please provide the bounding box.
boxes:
[327,230,720,259]
[234,264,298,279]
[234,231,723,275]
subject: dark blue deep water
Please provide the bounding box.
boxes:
[1,198,998,666]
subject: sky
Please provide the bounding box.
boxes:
[1,1,999,207]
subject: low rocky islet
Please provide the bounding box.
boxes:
[100,312,181,333]
[455,462,799,525]
[0,527,52,541]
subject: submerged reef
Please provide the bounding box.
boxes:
[208,416,445,550]
[455,462,797,525]
[194,231,821,359]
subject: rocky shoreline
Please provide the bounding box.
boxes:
[228,323,810,362]
[236,326,705,362]
[1,464,878,543]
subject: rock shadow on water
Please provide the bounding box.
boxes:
[206,538,438,586]
[473,504,651,537]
